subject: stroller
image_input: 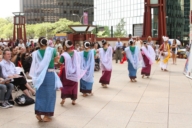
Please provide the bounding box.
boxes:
[94,58,100,71]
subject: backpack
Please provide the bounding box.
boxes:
[15,94,35,106]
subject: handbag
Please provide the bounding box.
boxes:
[15,94,35,106]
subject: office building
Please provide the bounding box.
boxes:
[20,0,94,24]
[94,0,188,43]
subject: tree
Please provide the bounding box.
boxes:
[114,18,127,37]
[26,24,35,39]
[92,26,110,37]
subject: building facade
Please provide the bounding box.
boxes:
[94,0,188,43]
[20,0,94,24]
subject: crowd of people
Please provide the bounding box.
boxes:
[0,35,184,122]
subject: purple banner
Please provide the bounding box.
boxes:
[83,12,88,25]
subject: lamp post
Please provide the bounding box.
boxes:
[72,7,97,24]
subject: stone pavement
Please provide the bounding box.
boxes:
[0,59,192,128]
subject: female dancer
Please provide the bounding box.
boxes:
[141,41,155,78]
[80,41,95,97]
[124,41,144,82]
[171,39,177,64]
[29,37,62,122]
[99,40,113,88]
[60,40,86,105]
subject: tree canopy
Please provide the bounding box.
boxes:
[0,17,80,39]
[114,18,127,37]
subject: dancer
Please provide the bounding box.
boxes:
[60,40,86,105]
[125,41,144,82]
[80,41,95,97]
[171,39,177,65]
[99,40,113,88]
[141,41,155,78]
[159,36,171,71]
[29,37,62,122]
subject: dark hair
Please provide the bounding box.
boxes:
[129,34,132,37]
[83,41,90,48]
[102,39,107,46]
[173,39,177,44]
[3,49,10,56]
[67,40,73,46]
[38,37,47,47]
[130,41,133,45]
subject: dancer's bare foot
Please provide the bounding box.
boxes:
[130,79,134,82]
[42,116,52,122]
[103,85,108,88]
[72,101,76,105]
[83,93,88,97]
[90,93,93,96]
[101,84,104,87]
[164,69,168,72]
[133,79,137,82]
[147,76,149,78]
[161,68,163,71]
[60,100,65,106]
[142,75,144,78]
[36,115,43,122]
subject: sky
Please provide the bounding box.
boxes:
[0,0,20,18]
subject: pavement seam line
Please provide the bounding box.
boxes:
[125,64,158,128]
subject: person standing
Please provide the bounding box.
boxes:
[93,38,101,49]
[159,36,171,71]
[80,41,95,97]
[171,39,177,65]
[135,37,142,49]
[125,41,144,82]
[120,43,127,64]
[26,39,31,47]
[29,37,62,122]
[147,36,154,48]
[115,38,123,63]
[99,40,113,88]
[141,41,155,78]
[59,40,86,105]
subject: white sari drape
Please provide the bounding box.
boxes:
[141,45,155,65]
[61,50,86,82]
[80,49,95,83]
[29,47,62,90]
[125,46,145,69]
[99,46,113,71]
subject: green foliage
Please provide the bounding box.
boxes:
[0,17,13,39]
[92,26,110,37]
[0,18,81,39]
[114,18,127,37]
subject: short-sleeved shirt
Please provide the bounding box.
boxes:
[39,48,57,68]
[59,51,74,63]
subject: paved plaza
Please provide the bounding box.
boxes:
[0,59,192,128]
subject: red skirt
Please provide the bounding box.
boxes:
[60,66,78,100]
[99,70,112,84]
[141,55,151,76]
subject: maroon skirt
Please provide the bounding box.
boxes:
[99,70,112,84]
[141,54,151,76]
[60,66,78,100]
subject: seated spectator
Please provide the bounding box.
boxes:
[0,65,14,108]
[11,47,21,66]
[0,49,35,98]
[18,39,25,48]
[20,47,32,79]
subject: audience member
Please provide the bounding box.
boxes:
[0,49,35,98]
[18,39,25,48]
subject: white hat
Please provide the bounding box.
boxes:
[162,36,168,42]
